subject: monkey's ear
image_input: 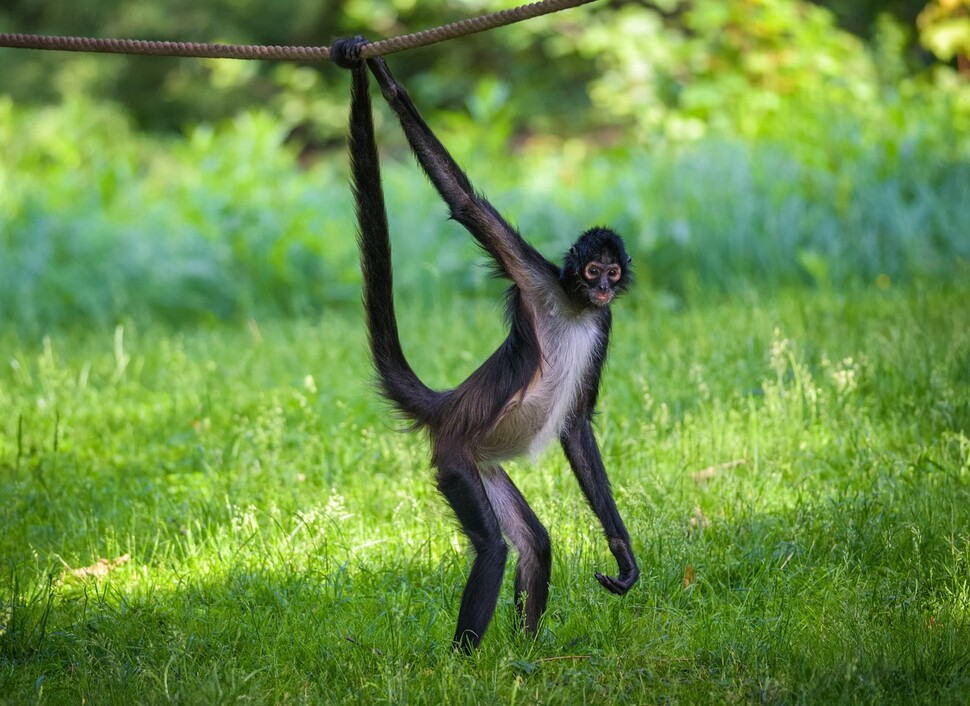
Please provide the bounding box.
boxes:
[625,256,632,264]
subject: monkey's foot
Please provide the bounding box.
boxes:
[331,35,369,69]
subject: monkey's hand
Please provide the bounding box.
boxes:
[331,36,369,69]
[595,539,639,595]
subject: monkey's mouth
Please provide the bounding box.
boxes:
[591,290,613,305]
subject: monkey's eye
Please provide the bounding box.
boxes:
[607,267,621,282]
[583,264,600,280]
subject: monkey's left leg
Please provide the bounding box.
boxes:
[481,466,551,634]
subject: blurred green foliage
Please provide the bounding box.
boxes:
[0,0,604,138]
[1,0,969,333]
[2,87,967,332]
[918,0,970,63]
[0,96,360,331]
[2,0,967,140]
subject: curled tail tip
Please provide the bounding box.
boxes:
[331,36,369,69]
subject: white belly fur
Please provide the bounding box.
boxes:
[480,306,602,462]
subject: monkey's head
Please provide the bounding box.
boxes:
[561,227,633,309]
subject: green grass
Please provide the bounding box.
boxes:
[1,282,969,704]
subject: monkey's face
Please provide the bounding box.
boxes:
[562,227,632,310]
[581,256,625,307]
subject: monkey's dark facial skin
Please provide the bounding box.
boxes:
[583,258,623,306]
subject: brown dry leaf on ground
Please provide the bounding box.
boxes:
[691,458,746,484]
[687,506,710,539]
[682,564,696,589]
[67,554,130,580]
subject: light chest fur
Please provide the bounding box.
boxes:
[480,301,603,462]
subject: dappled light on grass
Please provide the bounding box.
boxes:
[65,554,130,581]
[2,285,969,702]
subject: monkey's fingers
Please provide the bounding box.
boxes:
[594,568,639,595]
[597,539,639,594]
[331,36,369,69]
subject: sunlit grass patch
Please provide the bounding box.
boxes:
[1,283,969,703]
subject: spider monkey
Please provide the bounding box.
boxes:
[331,37,639,651]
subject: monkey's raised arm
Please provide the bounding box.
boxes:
[364,56,553,288]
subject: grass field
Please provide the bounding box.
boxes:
[1,282,969,704]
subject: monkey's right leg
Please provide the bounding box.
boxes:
[434,452,509,651]
[481,466,551,634]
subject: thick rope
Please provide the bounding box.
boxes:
[0,0,597,61]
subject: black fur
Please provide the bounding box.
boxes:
[337,36,639,651]
[345,56,438,425]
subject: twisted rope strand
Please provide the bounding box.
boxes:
[359,0,594,58]
[0,34,329,60]
[0,0,597,61]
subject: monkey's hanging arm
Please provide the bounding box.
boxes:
[364,56,555,294]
